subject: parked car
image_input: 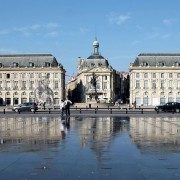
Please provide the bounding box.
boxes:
[155,102,180,113]
[12,102,38,112]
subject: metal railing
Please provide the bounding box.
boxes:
[0,106,173,115]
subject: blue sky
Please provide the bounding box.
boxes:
[0,0,180,77]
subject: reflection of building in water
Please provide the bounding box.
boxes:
[0,116,65,145]
[69,116,129,168]
[129,116,180,152]
[71,116,129,150]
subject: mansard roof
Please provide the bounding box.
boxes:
[0,54,63,68]
[87,54,105,59]
[77,57,110,73]
[133,53,180,67]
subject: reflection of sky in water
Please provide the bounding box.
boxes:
[0,116,180,179]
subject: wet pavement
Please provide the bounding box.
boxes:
[0,115,180,180]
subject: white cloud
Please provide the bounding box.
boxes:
[108,13,131,25]
[163,19,172,26]
[161,33,171,39]
[12,22,61,37]
[45,31,59,37]
[30,24,42,30]
[0,30,10,35]
[45,23,59,28]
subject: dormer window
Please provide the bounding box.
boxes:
[91,63,95,67]
[45,62,50,67]
[29,62,34,67]
[175,62,179,67]
[160,62,165,66]
[143,62,148,66]
[13,62,18,67]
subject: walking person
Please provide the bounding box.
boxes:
[43,102,46,110]
[64,98,72,116]
[60,100,66,116]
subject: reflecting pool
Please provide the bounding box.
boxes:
[0,116,180,179]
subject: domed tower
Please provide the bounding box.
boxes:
[93,38,99,55]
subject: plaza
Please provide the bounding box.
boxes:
[1,113,180,179]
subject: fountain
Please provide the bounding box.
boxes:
[86,72,101,103]
[34,75,54,108]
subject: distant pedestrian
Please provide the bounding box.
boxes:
[64,98,72,116]
[43,102,46,110]
[133,101,137,109]
[60,100,66,116]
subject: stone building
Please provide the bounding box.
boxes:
[129,53,180,106]
[66,39,127,104]
[0,54,65,106]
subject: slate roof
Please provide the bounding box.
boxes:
[85,58,109,67]
[77,56,110,73]
[133,53,180,67]
[0,54,63,68]
[87,54,105,59]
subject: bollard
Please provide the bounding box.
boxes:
[33,109,35,114]
[157,110,159,114]
[126,108,128,114]
[49,108,51,114]
[3,109,5,114]
[97,106,98,110]
[80,108,81,114]
[110,108,112,114]
[95,108,97,114]
[108,106,109,110]
[141,108,143,114]
[76,106,77,110]
[18,110,20,114]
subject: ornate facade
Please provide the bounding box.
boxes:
[0,54,65,106]
[129,53,180,106]
[66,40,126,104]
